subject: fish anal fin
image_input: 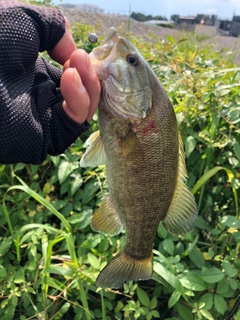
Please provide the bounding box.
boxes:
[80,130,106,168]
[163,133,198,235]
[96,250,152,289]
[91,194,123,235]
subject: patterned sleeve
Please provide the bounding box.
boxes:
[0,1,89,164]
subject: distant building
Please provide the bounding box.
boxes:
[176,16,196,31]
[231,16,240,37]
[216,16,240,37]
[75,4,104,14]
[195,14,217,26]
[58,3,104,14]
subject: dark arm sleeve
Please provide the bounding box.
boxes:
[0,1,89,164]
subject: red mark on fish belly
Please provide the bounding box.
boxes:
[141,120,158,136]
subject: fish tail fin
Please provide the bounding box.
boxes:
[96,250,152,289]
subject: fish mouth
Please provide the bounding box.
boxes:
[101,27,119,46]
[89,27,120,65]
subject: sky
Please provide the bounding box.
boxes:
[54,0,240,20]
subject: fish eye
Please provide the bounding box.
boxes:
[126,54,139,67]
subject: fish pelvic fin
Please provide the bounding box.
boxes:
[91,194,123,235]
[80,130,106,167]
[163,133,198,235]
[96,250,153,289]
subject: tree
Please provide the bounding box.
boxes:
[170,14,179,21]
[131,12,168,22]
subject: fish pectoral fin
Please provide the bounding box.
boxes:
[80,130,106,168]
[91,194,123,235]
[96,250,153,289]
[163,133,198,235]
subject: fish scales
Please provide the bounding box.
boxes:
[80,27,198,288]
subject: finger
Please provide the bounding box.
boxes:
[69,49,100,122]
[63,59,70,71]
[48,17,76,65]
[61,68,90,124]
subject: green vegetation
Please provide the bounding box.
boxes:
[130,12,167,22]
[0,23,239,320]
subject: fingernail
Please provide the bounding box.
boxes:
[73,67,80,85]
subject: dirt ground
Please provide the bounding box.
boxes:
[61,8,240,65]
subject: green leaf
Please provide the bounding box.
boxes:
[82,181,100,205]
[163,238,174,255]
[216,278,229,294]
[214,294,227,315]
[230,109,240,122]
[222,260,238,277]
[179,272,207,291]
[45,265,76,277]
[60,180,70,195]
[20,223,59,235]
[199,293,213,310]
[189,249,205,268]
[176,303,194,320]
[201,267,224,283]
[221,216,240,228]
[0,266,7,278]
[58,160,78,184]
[134,309,141,319]
[146,312,152,320]
[10,295,18,307]
[13,269,25,284]
[185,136,196,157]
[200,309,214,320]
[236,308,240,320]
[136,287,150,308]
[153,262,186,296]
[233,142,240,161]
[14,163,26,172]
[78,208,93,229]
[87,253,100,270]
[65,233,78,265]
[229,278,238,290]
[138,306,149,316]
[151,310,160,318]
[232,232,240,242]
[70,176,83,196]
[44,277,66,291]
[165,35,176,43]
[55,302,71,318]
[149,296,158,310]
[168,290,181,308]
[214,88,230,97]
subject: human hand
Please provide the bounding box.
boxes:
[0,2,100,164]
[48,18,100,124]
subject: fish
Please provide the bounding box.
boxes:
[80,27,198,289]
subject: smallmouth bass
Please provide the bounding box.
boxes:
[80,27,198,289]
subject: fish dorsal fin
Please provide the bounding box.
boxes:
[80,130,106,168]
[162,133,198,235]
[91,194,123,235]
